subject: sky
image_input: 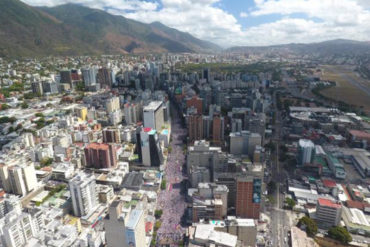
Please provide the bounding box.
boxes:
[21,0,370,47]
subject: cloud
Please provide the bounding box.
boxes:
[21,0,370,47]
[240,12,248,18]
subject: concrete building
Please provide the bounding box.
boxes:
[97,68,113,88]
[125,209,145,247]
[191,183,229,222]
[188,114,204,143]
[84,143,117,169]
[212,115,224,146]
[186,96,203,114]
[81,67,97,87]
[124,103,139,125]
[104,200,128,247]
[0,164,37,196]
[235,165,263,219]
[316,198,342,228]
[103,128,121,144]
[140,128,163,167]
[143,101,164,130]
[106,97,120,113]
[298,139,315,166]
[69,172,98,217]
[31,81,43,96]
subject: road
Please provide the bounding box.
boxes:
[156,105,187,246]
[267,90,291,247]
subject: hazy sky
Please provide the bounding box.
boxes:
[21,0,370,47]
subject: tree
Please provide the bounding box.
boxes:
[160,179,167,190]
[298,216,318,237]
[154,209,163,219]
[1,104,10,110]
[40,157,53,167]
[21,102,29,109]
[285,198,296,209]
[328,226,352,244]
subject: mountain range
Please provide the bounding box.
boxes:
[1,0,370,58]
[0,0,220,57]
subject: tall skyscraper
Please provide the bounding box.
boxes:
[84,143,117,169]
[69,172,98,217]
[298,139,315,166]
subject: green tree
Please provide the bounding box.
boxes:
[298,216,318,237]
[267,181,277,194]
[1,104,10,110]
[21,102,29,109]
[328,226,352,244]
[160,179,167,190]
[154,209,163,219]
[285,198,296,209]
[40,157,53,167]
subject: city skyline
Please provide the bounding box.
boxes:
[20,0,370,47]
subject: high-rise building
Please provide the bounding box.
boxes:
[104,200,128,247]
[42,81,58,94]
[1,164,37,196]
[84,143,117,169]
[235,165,263,219]
[298,139,315,166]
[186,96,203,114]
[125,209,146,247]
[81,67,97,87]
[140,128,163,167]
[60,70,72,85]
[143,101,164,130]
[187,114,203,143]
[97,68,112,89]
[316,198,342,228]
[106,97,120,113]
[212,115,224,146]
[203,68,211,83]
[124,103,138,125]
[74,106,88,121]
[69,172,98,217]
[1,212,37,247]
[31,81,43,96]
[103,128,121,144]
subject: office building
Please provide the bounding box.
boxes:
[298,139,315,166]
[81,67,97,87]
[60,70,72,85]
[140,128,163,167]
[125,209,146,247]
[84,143,117,169]
[316,198,342,228]
[143,101,164,130]
[104,200,128,247]
[42,81,58,94]
[235,165,263,219]
[69,172,98,217]
[97,68,113,89]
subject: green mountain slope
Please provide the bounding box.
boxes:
[0,0,220,57]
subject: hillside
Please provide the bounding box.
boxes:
[0,0,220,57]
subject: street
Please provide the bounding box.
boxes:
[156,105,187,246]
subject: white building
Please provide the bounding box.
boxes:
[298,139,315,166]
[125,209,145,247]
[69,172,98,217]
[143,101,164,130]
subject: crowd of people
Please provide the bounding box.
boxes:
[156,114,187,244]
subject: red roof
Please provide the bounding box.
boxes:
[322,179,336,188]
[143,127,152,132]
[145,222,153,233]
[346,200,364,210]
[318,198,341,209]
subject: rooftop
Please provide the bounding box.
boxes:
[318,198,341,209]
